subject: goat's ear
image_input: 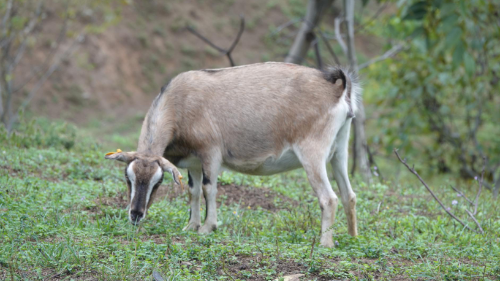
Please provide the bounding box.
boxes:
[104,151,136,163]
[159,157,183,186]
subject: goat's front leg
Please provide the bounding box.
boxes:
[183,169,202,231]
[198,158,221,234]
[296,146,338,248]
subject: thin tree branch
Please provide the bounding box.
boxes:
[1,0,13,38]
[358,44,404,69]
[318,30,340,65]
[355,3,388,34]
[8,0,44,72]
[311,36,323,70]
[494,175,500,199]
[394,149,481,234]
[284,0,333,64]
[460,164,493,190]
[334,17,347,56]
[473,157,486,215]
[271,18,303,36]
[465,209,484,234]
[186,26,225,52]
[451,185,474,205]
[11,2,69,95]
[186,16,245,67]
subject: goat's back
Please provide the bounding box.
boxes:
[148,62,351,164]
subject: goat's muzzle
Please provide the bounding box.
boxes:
[130,210,144,225]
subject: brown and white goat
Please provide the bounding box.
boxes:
[105,62,360,247]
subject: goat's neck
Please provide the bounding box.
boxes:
[137,104,173,156]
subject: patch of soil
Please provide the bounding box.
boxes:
[95,182,298,213]
[216,183,298,211]
[160,182,298,212]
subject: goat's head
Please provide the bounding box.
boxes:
[105,151,182,225]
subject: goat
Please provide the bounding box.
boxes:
[105,62,360,247]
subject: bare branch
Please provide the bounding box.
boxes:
[226,16,245,66]
[271,18,303,36]
[11,2,70,95]
[358,44,404,70]
[186,16,245,67]
[318,30,340,65]
[465,209,484,234]
[460,164,493,190]
[1,0,13,38]
[494,176,500,199]
[451,185,474,205]
[355,4,388,34]
[284,0,334,64]
[473,157,486,215]
[334,17,347,56]
[394,149,481,234]
[8,0,44,72]
[311,36,323,70]
[186,26,225,52]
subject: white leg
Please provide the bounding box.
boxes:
[330,120,358,236]
[183,169,202,231]
[198,157,221,234]
[296,146,338,248]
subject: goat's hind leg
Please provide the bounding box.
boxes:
[296,146,339,248]
[183,169,202,231]
[330,121,358,236]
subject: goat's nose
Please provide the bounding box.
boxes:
[130,210,144,224]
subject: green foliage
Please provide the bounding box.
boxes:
[2,118,78,150]
[366,0,500,180]
[1,119,499,279]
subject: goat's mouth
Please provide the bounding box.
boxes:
[129,210,145,225]
[129,217,144,225]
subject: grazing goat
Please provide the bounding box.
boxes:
[105,62,360,247]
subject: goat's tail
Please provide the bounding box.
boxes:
[323,66,362,117]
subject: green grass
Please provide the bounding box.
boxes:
[1,119,499,280]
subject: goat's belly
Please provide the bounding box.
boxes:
[222,149,302,176]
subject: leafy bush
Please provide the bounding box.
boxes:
[366,0,500,189]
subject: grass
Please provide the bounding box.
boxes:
[1,119,499,280]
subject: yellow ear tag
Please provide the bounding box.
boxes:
[105,148,122,156]
[177,174,184,192]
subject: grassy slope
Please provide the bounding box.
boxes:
[1,121,499,281]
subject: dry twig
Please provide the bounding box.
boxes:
[473,157,486,215]
[187,16,245,67]
[451,185,474,205]
[358,44,404,69]
[394,149,484,234]
[334,17,347,56]
[318,30,341,65]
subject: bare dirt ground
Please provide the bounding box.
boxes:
[96,181,298,213]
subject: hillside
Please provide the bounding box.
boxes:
[26,0,384,148]
[31,1,302,135]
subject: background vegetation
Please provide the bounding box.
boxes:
[1,0,499,280]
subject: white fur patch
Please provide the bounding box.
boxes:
[145,167,163,207]
[127,162,136,209]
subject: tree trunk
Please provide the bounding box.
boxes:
[344,0,372,183]
[284,0,334,64]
